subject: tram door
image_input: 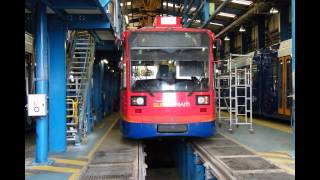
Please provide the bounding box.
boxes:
[278,56,292,116]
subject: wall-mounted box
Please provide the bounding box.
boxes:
[27,94,47,116]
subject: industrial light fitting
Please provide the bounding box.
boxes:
[224,35,230,41]
[217,12,236,18]
[269,7,279,14]
[124,15,129,24]
[120,1,131,7]
[221,0,253,6]
[239,25,246,32]
[210,22,224,27]
[102,59,108,64]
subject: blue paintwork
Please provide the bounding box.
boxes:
[99,62,105,120]
[251,48,293,121]
[291,0,295,157]
[120,120,215,139]
[48,18,67,152]
[93,60,104,122]
[175,141,217,180]
[93,61,101,123]
[52,0,97,9]
[202,0,209,22]
[87,80,92,134]
[35,2,49,163]
[26,173,71,180]
[47,14,110,30]
[95,0,110,20]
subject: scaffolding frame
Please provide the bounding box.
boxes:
[215,53,254,133]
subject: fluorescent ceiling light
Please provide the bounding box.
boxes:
[224,36,230,41]
[210,22,224,26]
[163,2,174,7]
[221,0,253,6]
[124,15,129,24]
[217,12,236,18]
[162,2,182,8]
[120,2,131,6]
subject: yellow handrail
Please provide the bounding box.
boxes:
[67,98,78,126]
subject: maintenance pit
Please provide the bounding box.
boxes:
[25,113,294,180]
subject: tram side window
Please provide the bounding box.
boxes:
[286,57,292,107]
[121,48,126,89]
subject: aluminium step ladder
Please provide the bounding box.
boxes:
[215,53,254,133]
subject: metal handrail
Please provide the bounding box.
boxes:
[66,98,78,125]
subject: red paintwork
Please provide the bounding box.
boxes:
[153,16,183,28]
[120,16,216,124]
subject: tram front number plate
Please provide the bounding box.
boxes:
[157,124,187,133]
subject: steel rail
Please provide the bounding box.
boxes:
[191,142,237,180]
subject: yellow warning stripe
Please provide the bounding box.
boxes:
[31,166,80,174]
[220,111,292,134]
[68,172,80,180]
[86,118,118,160]
[262,157,295,164]
[98,123,105,129]
[257,152,292,159]
[51,158,87,166]
[218,133,295,175]
[254,119,292,134]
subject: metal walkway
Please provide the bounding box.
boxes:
[190,133,294,180]
[79,122,146,180]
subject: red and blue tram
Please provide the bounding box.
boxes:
[119,16,216,139]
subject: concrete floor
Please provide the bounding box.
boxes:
[217,117,295,175]
[25,113,295,179]
[25,114,117,180]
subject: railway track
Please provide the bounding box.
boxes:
[79,124,146,180]
[190,133,294,180]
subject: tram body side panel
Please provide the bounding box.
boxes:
[252,53,291,121]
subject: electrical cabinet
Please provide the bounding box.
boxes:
[27,94,47,116]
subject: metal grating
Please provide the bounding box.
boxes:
[80,174,131,180]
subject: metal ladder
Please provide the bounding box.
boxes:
[215,53,254,133]
[66,31,95,145]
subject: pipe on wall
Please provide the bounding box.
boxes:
[215,2,269,38]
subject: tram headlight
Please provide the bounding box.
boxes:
[196,95,210,105]
[131,96,146,106]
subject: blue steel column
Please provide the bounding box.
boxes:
[100,61,105,119]
[202,0,209,22]
[35,2,49,163]
[48,18,67,152]
[87,79,92,133]
[93,60,101,123]
[291,0,295,158]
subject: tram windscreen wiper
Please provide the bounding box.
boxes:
[188,80,201,96]
[139,80,154,97]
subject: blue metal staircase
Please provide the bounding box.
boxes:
[66,31,95,145]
